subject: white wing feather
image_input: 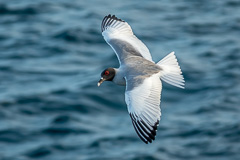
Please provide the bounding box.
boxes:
[125,74,162,144]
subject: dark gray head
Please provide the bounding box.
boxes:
[98,68,116,86]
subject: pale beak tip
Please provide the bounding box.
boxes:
[98,77,104,87]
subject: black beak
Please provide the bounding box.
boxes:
[97,77,105,87]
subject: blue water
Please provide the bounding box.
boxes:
[0,0,240,160]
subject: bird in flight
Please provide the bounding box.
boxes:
[98,14,184,144]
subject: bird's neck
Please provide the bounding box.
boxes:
[113,68,126,86]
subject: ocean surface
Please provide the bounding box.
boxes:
[0,0,240,160]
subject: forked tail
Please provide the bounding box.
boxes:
[157,52,185,89]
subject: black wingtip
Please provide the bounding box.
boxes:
[101,14,125,32]
[130,113,159,144]
[104,14,125,22]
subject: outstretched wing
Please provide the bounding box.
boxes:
[101,14,153,65]
[125,74,162,144]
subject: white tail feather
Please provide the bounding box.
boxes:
[157,52,185,89]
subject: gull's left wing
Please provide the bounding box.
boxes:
[125,74,162,144]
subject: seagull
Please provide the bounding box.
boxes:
[98,14,184,144]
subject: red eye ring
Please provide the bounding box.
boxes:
[105,70,110,75]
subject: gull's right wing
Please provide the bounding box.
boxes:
[101,14,153,65]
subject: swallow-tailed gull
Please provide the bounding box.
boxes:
[98,14,185,144]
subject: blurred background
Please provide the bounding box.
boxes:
[0,0,240,160]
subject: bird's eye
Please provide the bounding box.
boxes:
[105,70,110,75]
